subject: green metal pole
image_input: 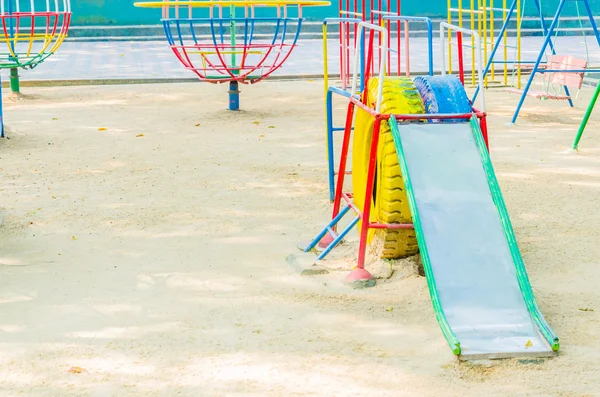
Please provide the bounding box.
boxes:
[230,4,237,73]
[572,81,600,150]
[9,67,20,94]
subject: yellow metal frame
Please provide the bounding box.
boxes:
[134,0,330,8]
[447,0,521,88]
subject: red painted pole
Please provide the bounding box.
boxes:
[404,20,410,76]
[480,115,489,151]
[356,117,382,269]
[331,102,356,220]
[457,31,465,85]
[397,19,400,76]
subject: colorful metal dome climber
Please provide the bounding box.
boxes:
[0,0,72,137]
[134,0,329,110]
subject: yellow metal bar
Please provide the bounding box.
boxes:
[322,23,330,168]
[517,0,521,89]
[134,0,331,7]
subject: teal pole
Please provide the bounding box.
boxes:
[572,82,600,150]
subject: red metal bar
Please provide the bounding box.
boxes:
[357,118,382,269]
[331,102,356,221]
[404,20,410,77]
[397,19,400,76]
[480,115,489,151]
[386,0,391,75]
[346,22,351,87]
[341,193,361,216]
[362,0,366,22]
[457,31,465,85]
[363,29,375,92]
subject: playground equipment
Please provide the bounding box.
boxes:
[448,0,522,88]
[301,13,559,358]
[508,0,600,124]
[322,0,435,200]
[134,0,329,110]
[471,0,600,124]
[0,0,71,138]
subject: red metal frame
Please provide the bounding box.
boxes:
[328,95,488,283]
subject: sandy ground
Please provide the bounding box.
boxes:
[1,80,600,396]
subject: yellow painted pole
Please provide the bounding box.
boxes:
[471,0,476,85]
[517,0,521,89]
[503,0,508,85]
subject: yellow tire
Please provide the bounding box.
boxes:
[352,77,425,259]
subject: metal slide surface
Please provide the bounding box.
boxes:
[390,119,558,360]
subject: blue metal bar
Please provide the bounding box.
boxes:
[582,0,600,47]
[218,16,225,44]
[304,205,351,252]
[472,0,517,102]
[175,20,185,47]
[316,216,360,260]
[488,60,549,64]
[537,69,600,73]
[533,0,558,54]
[189,19,199,45]
[229,81,240,110]
[329,85,357,99]
[511,0,567,124]
[163,21,175,46]
[382,16,434,76]
[327,89,336,201]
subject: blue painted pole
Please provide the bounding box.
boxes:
[426,19,434,76]
[303,205,350,253]
[316,215,359,260]
[583,0,600,47]
[511,0,566,124]
[326,89,335,201]
[228,81,240,111]
[472,0,516,103]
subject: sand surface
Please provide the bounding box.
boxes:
[1,80,600,396]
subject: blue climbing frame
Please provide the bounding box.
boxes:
[324,16,434,201]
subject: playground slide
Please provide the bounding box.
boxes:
[389,118,559,359]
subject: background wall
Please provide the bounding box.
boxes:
[71,0,600,26]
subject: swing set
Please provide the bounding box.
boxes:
[467,0,600,125]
